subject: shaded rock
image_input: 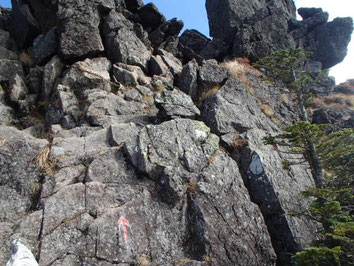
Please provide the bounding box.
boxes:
[125,0,144,13]
[42,56,64,100]
[198,59,228,92]
[105,27,151,70]
[29,27,58,66]
[312,17,354,69]
[27,0,58,33]
[179,30,210,55]
[58,2,104,60]
[26,66,43,95]
[155,89,200,119]
[0,47,18,60]
[10,0,41,48]
[334,79,354,94]
[312,108,343,125]
[199,38,230,61]
[138,3,166,30]
[0,57,24,82]
[0,7,12,31]
[298,7,323,20]
[148,55,169,76]
[0,84,15,125]
[177,59,199,101]
[149,18,184,47]
[0,29,11,49]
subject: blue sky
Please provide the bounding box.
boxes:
[1,0,353,83]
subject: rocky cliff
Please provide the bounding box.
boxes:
[0,0,352,265]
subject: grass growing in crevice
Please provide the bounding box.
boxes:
[35,144,57,175]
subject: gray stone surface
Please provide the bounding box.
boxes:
[42,56,64,100]
[0,126,48,222]
[9,74,28,104]
[105,27,151,71]
[157,49,183,76]
[113,63,150,86]
[177,59,199,101]
[201,77,319,264]
[29,27,58,66]
[205,0,353,67]
[0,58,24,82]
[58,1,104,60]
[198,59,228,93]
[155,89,200,119]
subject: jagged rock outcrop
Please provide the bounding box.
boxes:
[312,79,354,130]
[0,0,350,265]
[205,0,353,68]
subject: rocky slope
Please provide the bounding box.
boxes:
[0,0,352,265]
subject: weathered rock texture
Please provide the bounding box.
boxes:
[0,0,350,265]
[205,0,353,67]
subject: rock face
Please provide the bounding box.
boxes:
[205,0,353,67]
[0,0,350,265]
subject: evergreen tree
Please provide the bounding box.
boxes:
[254,49,324,188]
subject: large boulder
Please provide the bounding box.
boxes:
[312,17,354,68]
[205,0,353,67]
[57,0,106,60]
[10,0,41,48]
[206,0,295,43]
[201,77,318,264]
[105,27,151,71]
[125,119,277,264]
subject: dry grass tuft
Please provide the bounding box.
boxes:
[198,85,221,107]
[35,144,57,175]
[19,51,33,66]
[137,257,151,266]
[232,134,249,151]
[0,138,6,147]
[221,57,261,86]
[177,258,193,266]
[260,103,275,117]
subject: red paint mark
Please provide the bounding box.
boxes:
[118,217,130,242]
